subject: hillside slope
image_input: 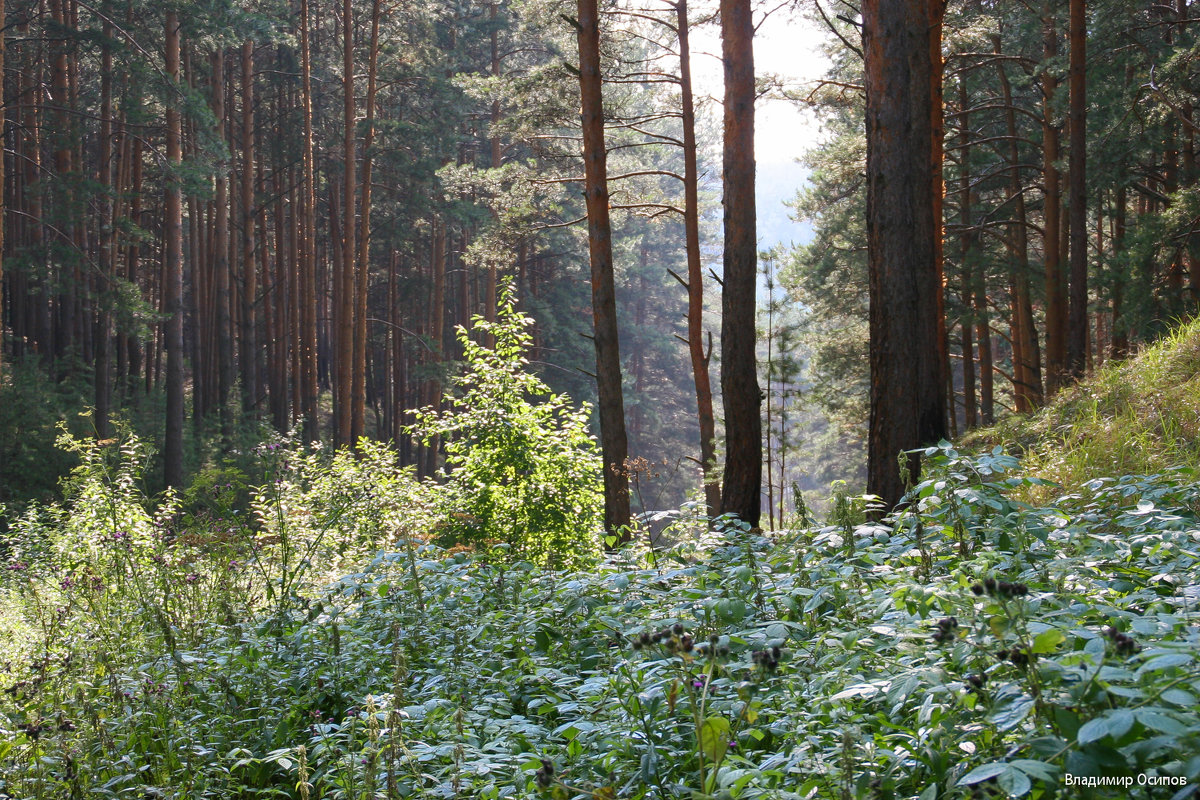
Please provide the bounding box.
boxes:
[969,318,1200,496]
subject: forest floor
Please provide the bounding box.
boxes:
[2,324,1200,798]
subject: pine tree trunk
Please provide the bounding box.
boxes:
[1066,0,1088,380]
[163,11,185,488]
[1042,9,1067,395]
[995,36,1043,410]
[957,79,977,429]
[863,0,947,508]
[240,40,259,414]
[576,0,631,536]
[719,0,761,526]
[677,0,720,519]
[299,0,319,442]
[352,0,382,444]
[337,0,356,446]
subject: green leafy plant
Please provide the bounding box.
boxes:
[411,286,603,569]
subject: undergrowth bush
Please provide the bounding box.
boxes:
[3,442,1198,798]
[411,289,602,569]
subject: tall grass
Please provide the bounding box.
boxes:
[970,318,1200,500]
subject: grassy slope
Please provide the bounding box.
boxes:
[966,318,1200,498]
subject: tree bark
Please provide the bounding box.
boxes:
[1066,0,1088,380]
[863,0,947,508]
[1042,9,1067,395]
[576,0,631,536]
[719,0,761,526]
[163,11,184,488]
[299,0,319,441]
[337,0,356,447]
[352,0,383,444]
[676,0,720,519]
[240,40,259,414]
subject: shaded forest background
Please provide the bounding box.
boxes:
[0,0,1197,522]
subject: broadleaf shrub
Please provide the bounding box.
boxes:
[411,288,603,568]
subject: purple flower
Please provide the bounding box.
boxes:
[60,577,76,590]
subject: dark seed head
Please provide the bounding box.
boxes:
[983,578,998,595]
[970,583,984,596]
[672,622,685,636]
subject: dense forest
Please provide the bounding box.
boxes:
[2,0,1200,796]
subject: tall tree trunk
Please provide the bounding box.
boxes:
[576,0,631,536]
[0,0,5,387]
[957,79,977,430]
[677,0,720,519]
[352,0,382,444]
[995,34,1043,410]
[337,0,356,446]
[1042,8,1067,395]
[94,21,114,437]
[299,0,319,441]
[930,0,949,433]
[211,49,234,443]
[719,0,761,526]
[1066,0,1088,379]
[163,11,184,488]
[863,0,947,508]
[240,40,259,414]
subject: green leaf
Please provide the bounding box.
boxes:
[699,716,731,763]
[1160,688,1197,707]
[1031,628,1065,654]
[1137,653,1192,675]
[957,762,1009,785]
[1077,717,1112,745]
[1136,710,1187,735]
[998,766,1032,797]
[989,697,1034,732]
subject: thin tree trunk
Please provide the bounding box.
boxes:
[94,20,114,437]
[352,0,382,444]
[240,40,259,414]
[994,34,1043,410]
[1066,0,1088,379]
[163,11,184,487]
[577,0,631,536]
[299,0,319,441]
[1112,184,1129,358]
[337,0,356,446]
[0,0,5,387]
[676,0,720,519]
[1042,8,1066,395]
[210,49,234,443]
[957,79,977,429]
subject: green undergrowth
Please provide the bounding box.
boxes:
[2,441,1199,799]
[968,318,1200,501]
